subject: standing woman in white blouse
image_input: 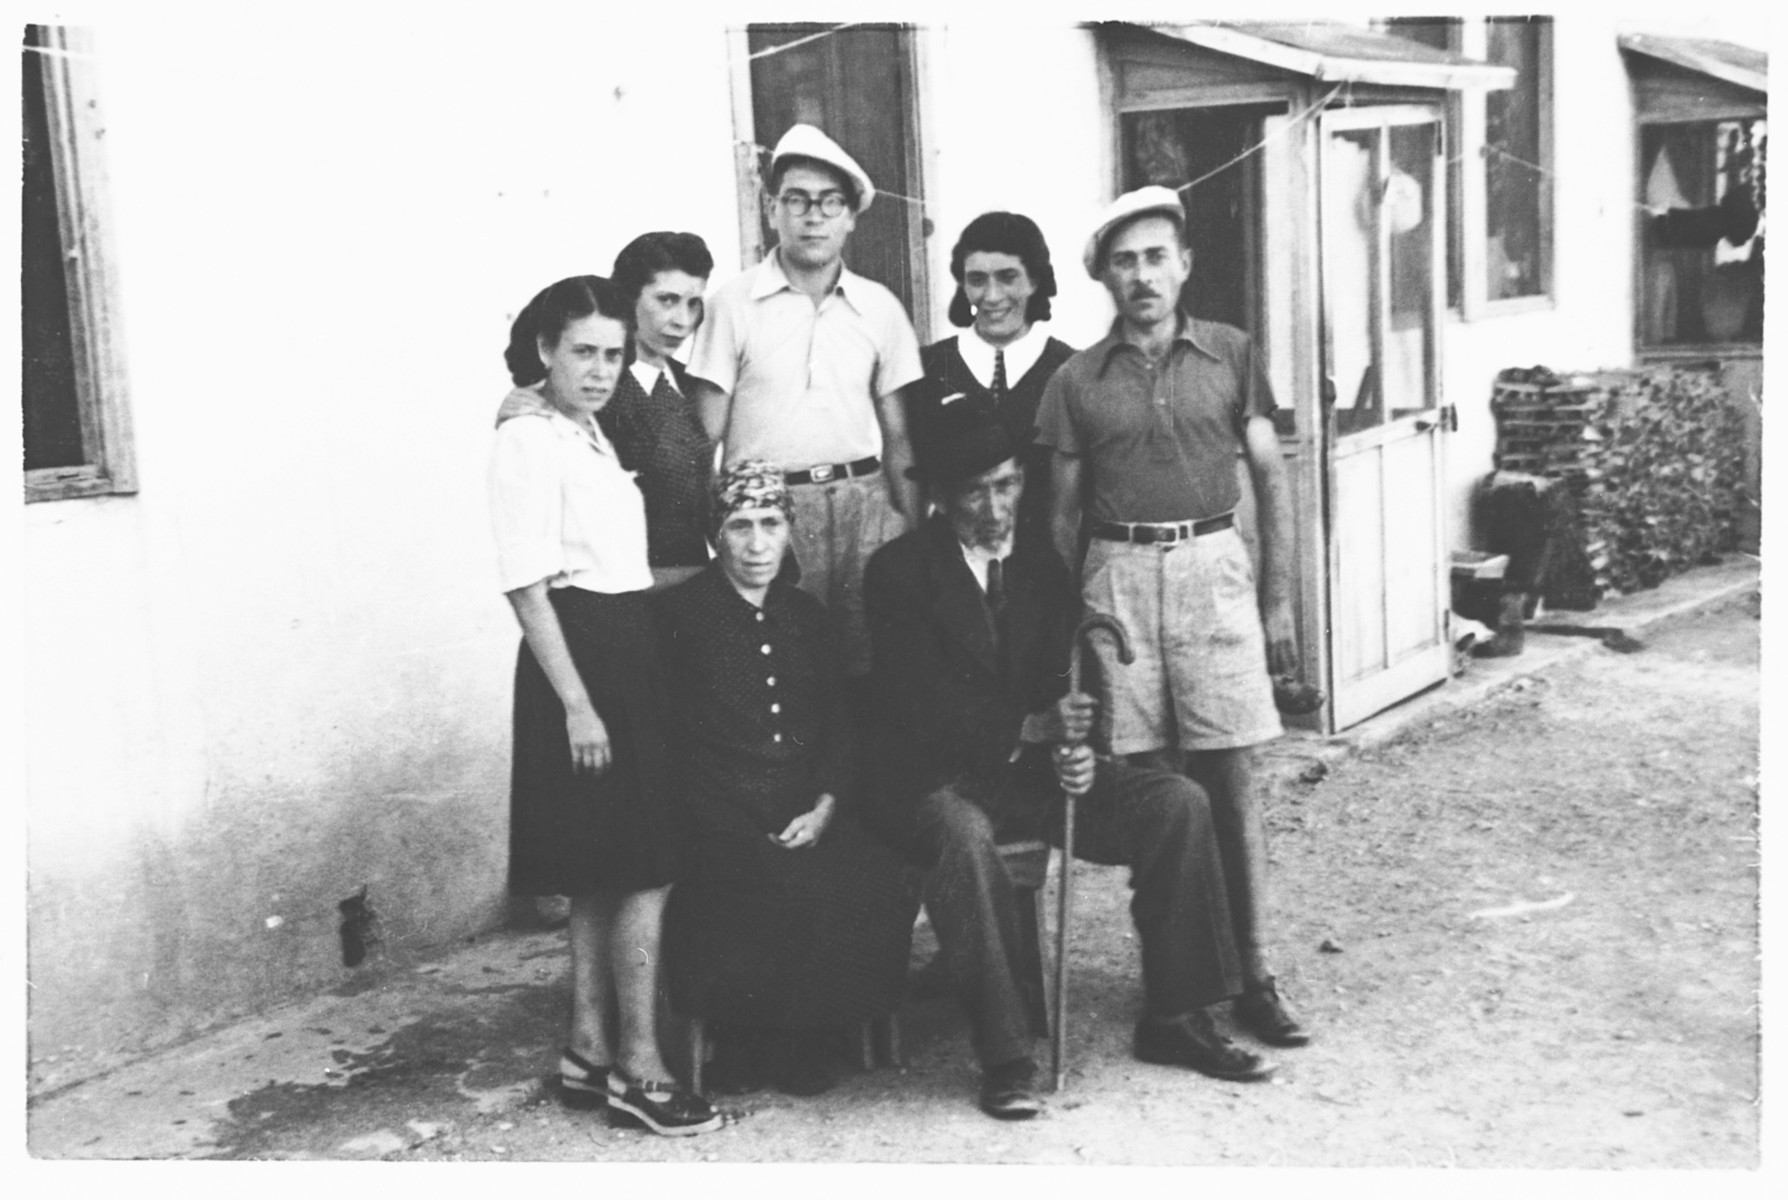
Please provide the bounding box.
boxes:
[489,275,720,1137]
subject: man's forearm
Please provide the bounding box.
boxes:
[1049,450,1084,585]
[1244,418,1296,605]
[689,378,731,447]
[877,386,919,519]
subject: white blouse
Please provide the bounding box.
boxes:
[488,409,653,595]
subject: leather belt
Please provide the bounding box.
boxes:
[784,455,880,486]
[1089,513,1235,545]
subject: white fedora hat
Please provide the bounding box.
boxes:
[1082,185,1186,277]
[769,123,876,213]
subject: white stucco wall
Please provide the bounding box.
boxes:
[1439,16,1649,548]
[24,13,746,1087]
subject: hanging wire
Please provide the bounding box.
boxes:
[1167,83,1346,197]
[735,80,1348,219]
[745,23,864,62]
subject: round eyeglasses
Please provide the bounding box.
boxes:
[776,191,850,218]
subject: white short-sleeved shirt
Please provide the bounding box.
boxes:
[684,252,924,470]
[488,409,653,595]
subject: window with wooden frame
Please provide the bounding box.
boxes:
[1383,16,1554,317]
[22,25,135,503]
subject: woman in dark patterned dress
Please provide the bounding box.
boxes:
[658,463,917,1096]
[601,232,716,587]
[907,212,1076,547]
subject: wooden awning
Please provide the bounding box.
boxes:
[1618,34,1767,97]
[1131,21,1516,91]
[1620,33,1766,122]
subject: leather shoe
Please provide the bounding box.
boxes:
[1233,977,1311,1047]
[979,1057,1042,1120]
[1135,1010,1275,1081]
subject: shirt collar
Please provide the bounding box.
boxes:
[543,407,616,456]
[629,359,681,396]
[750,250,865,315]
[958,533,1015,588]
[958,322,1051,390]
[1094,311,1218,375]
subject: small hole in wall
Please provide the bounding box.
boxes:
[338,885,381,968]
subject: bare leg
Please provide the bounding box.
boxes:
[567,894,619,1064]
[1182,746,1270,986]
[612,885,676,1083]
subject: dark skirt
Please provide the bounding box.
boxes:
[663,760,917,1030]
[509,587,679,896]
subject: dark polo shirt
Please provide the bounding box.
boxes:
[1035,314,1275,523]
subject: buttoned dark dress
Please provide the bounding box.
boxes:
[910,334,1076,545]
[657,566,916,1030]
[597,360,713,568]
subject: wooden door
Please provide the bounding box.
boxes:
[745,24,927,330]
[1318,106,1451,730]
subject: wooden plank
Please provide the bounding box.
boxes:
[1332,449,1387,685]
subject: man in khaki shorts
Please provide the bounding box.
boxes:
[1036,186,1311,1050]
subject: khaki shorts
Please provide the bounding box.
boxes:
[1081,526,1281,755]
[788,470,908,677]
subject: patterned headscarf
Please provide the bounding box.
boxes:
[711,459,794,539]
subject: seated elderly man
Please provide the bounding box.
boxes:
[864,403,1274,1120]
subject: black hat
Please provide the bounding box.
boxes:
[907,400,1021,485]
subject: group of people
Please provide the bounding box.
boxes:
[486,123,1312,1135]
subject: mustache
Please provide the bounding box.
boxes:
[1127,285,1164,301]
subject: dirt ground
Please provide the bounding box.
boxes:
[135,597,1763,1166]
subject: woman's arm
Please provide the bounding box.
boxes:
[506,580,610,774]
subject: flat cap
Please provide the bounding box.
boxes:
[1082,185,1186,277]
[769,123,875,214]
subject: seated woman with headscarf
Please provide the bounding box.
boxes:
[657,462,917,1096]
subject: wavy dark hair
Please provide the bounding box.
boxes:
[502,275,630,386]
[611,231,715,312]
[947,211,1057,328]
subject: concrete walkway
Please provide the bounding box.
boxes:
[25,556,1761,1160]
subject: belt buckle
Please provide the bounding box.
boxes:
[808,463,835,483]
[1135,525,1158,545]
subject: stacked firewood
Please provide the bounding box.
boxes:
[1490,368,1614,598]
[1490,365,1745,594]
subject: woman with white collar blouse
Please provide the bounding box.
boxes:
[488,275,720,1138]
[908,212,1076,547]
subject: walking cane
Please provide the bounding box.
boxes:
[1053,611,1134,1092]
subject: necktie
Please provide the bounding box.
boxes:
[985,556,1007,620]
[991,348,1008,404]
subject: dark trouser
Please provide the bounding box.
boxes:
[911,758,1243,1069]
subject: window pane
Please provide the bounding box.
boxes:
[1387,124,1436,417]
[1640,119,1766,346]
[1485,17,1550,301]
[21,25,86,471]
[1327,128,1382,435]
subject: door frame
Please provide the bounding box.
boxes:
[1316,102,1453,731]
